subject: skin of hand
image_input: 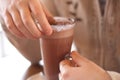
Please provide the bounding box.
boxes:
[0,0,53,39]
[59,51,112,80]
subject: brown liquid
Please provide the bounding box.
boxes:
[40,28,74,80]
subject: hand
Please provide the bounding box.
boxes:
[0,0,53,39]
[59,51,112,80]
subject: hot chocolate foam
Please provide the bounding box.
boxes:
[43,17,75,39]
[51,17,75,32]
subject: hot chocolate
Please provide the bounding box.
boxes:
[40,17,75,80]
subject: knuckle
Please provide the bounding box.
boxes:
[34,11,40,17]
[16,0,24,6]
[8,4,14,12]
[7,23,13,30]
[16,22,22,28]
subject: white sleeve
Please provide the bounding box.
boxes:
[107,71,120,80]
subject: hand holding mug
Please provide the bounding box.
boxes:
[59,51,112,80]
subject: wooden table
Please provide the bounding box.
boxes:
[0,55,43,80]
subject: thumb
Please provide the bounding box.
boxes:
[59,60,72,74]
[70,51,89,66]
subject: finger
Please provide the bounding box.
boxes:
[17,2,41,38]
[3,11,24,38]
[59,60,71,74]
[8,5,35,39]
[29,0,52,35]
[40,2,56,25]
[70,51,90,66]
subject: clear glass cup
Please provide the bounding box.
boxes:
[40,17,75,80]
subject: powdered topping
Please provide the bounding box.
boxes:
[51,17,75,32]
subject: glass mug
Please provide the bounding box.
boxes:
[40,17,75,80]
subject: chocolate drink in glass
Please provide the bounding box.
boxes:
[40,17,75,80]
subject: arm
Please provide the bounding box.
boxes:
[0,0,58,64]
